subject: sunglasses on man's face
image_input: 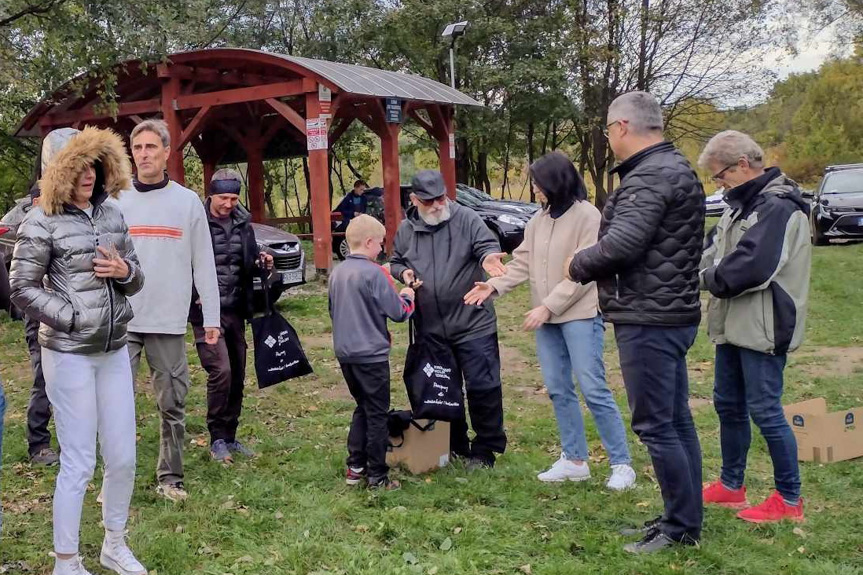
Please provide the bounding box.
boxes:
[417,196,447,207]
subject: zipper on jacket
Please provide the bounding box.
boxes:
[615,274,620,299]
[429,231,449,340]
[90,209,114,353]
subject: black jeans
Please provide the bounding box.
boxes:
[449,333,507,465]
[25,315,52,456]
[193,311,247,444]
[340,361,391,481]
[615,324,702,543]
[714,344,800,501]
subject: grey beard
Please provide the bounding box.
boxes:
[418,203,451,226]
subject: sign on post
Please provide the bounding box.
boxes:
[306,118,328,151]
[449,133,456,159]
[385,98,403,123]
[319,84,332,118]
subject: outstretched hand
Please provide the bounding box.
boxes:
[482,253,507,278]
[464,281,495,306]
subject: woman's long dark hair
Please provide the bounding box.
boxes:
[529,151,588,214]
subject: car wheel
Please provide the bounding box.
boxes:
[337,237,350,260]
[811,219,829,246]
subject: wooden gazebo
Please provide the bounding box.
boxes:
[14,48,481,272]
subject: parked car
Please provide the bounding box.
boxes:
[0,197,306,308]
[810,164,863,245]
[454,187,529,253]
[705,188,729,217]
[457,183,540,216]
[332,187,386,260]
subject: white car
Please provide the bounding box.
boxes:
[705,189,729,217]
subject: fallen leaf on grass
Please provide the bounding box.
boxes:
[275,511,284,519]
[636,501,650,508]
[519,565,532,574]
[792,527,806,538]
[403,552,418,565]
[440,537,453,551]
[453,527,463,534]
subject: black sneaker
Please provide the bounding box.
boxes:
[30,447,60,466]
[623,528,682,554]
[620,515,663,536]
[368,477,401,491]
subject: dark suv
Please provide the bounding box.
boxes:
[810,164,863,245]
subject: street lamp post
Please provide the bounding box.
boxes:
[441,21,469,89]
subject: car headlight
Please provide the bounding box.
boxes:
[497,214,525,227]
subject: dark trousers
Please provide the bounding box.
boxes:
[615,324,702,543]
[714,344,800,502]
[449,333,507,464]
[193,311,247,444]
[25,315,52,456]
[340,361,391,480]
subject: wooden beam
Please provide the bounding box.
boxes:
[161,63,288,87]
[177,105,214,149]
[40,98,161,127]
[328,117,355,147]
[162,76,185,184]
[265,98,306,135]
[306,91,333,273]
[407,108,437,137]
[174,81,307,111]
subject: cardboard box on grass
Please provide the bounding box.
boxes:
[387,418,450,474]
[784,397,863,463]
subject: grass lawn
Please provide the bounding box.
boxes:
[2,243,863,575]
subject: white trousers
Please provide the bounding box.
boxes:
[42,346,137,554]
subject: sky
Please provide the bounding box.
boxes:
[764,20,848,79]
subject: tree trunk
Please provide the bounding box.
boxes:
[541,120,551,156]
[475,150,491,195]
[527,122,536,203]
[455,135,471,184]
[551,120,559,151]
[501,114,513,198]
[638,0,650,90]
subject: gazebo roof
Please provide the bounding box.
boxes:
[14,47,481,138]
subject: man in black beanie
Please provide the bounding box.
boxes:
[23,182,60,465]
[189,169,273,463]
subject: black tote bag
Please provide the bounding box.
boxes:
[250,269,313,388]
[403,320,464,421]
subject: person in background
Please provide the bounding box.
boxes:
[698,130,810,523]
[329,215,415,490]
[23,181,59,466]
[337,179,370,223]
[0,246,8,534]
[465,152,636,490]
[11,126,146,575]
[190,169,273,463]
[567,91,706,553]
[390,170,508,470]
[118,119,220,503]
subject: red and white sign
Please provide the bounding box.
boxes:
[319,84,332,118]
[449,133,456,159]
[307,118,328,151]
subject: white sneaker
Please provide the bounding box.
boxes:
[606,464,637,491]
[537,455,591,482]
[100,530,147,575]
[52,555,93,575]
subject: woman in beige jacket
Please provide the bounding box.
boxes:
[465,152,635,490]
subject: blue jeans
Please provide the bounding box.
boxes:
[535,316,631,465]
[713,344,800,502]
[1,381,6,533]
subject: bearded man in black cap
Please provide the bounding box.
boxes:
[189,169,273,464]
[390,170,508,469]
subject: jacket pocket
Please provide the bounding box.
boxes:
[724,290,773,353]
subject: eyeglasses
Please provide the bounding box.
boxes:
[417,196,447,207]
[601,120,620,138]
[711,164,737,182]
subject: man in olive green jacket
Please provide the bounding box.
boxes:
[698,130,810,524]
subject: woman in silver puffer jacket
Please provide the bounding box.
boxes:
[10,127,148,575]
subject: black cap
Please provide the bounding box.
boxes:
[208,178,242,197]
[410,170,447,200]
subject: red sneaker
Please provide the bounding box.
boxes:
[737,491,804,524]
[703,480,749,509]
[346,467,366,486]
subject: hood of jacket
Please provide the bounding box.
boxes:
[39,127,132,216]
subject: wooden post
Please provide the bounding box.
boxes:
[246,142,265,223]
[160,73,186,184]
[429,105,457,199]
[202,160,216,192]
[380,124,402,255]
[306,92,333,274]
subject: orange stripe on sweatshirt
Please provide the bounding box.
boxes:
[129,226,184,239]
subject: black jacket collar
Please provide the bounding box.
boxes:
[610,141,675,178]
[724,167,782,210]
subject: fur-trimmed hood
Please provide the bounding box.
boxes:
[39,127,132,216]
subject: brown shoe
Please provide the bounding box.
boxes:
[369,477,401,491]
[30,447,60,466]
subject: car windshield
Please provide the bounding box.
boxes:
[456,190,482,207]
[822,170,863,194]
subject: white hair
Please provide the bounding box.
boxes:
[607,91,664,134]
[698,130,765,170]
[212,168,242,182]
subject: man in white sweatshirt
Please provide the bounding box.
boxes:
[118,119,220,502]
